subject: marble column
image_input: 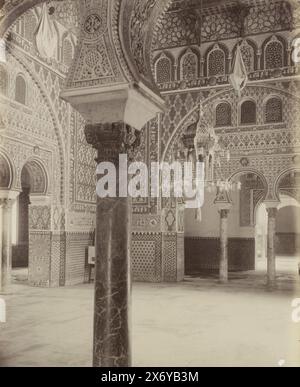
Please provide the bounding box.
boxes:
[85,122,140,367]
[219,208,230,284]
[266,207,278,289]
[0,197,14,294]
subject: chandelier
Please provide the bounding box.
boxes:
[182,104,241,194]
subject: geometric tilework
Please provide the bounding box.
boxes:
[132,232,162,282]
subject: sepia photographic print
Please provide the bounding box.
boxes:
[0,0,300,371]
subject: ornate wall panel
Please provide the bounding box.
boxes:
[28,231,52,287]
[162,232,177,282]
[29,206,51,230]
[153,1,292,51]
[131,232,162,282]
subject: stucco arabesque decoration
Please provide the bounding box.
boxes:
[162,83,300,202]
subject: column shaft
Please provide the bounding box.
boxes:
[267,207,277,289]
[219,209,229,283]
[85,122,139,367]
[93,195,131,367]
[1,200,12,294]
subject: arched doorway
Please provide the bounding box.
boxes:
[12,160,47,270]
[255,195,300,276]
[184,171,267,278]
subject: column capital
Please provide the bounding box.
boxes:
[266,207,278,218]
[264,200,280,209]
[0,190,19,208]
[0,198,14,209]
[264,201,280,218]
[85,122,140,163]
[214,189,232,213]
[220,208,230,219]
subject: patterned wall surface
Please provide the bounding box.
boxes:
[1,4,97,287]
[132,232,162,282]
[2,0,300,286]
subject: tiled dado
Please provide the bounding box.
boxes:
[28,230,94,287]
[64,232,94,286]
[131,232,162,283]
[131,232,184,283]
[29,231,52,287]
[185,237,255,275]
[29,230,183,286]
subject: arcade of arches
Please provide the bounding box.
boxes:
[0,0,300,367]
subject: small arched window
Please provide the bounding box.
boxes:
[155,54,172,84]
[215,102,231,127]
[265,97,283,123]
[241,100,256,125]
[265,37,284,69]
[0,66,8,96]
[180,49,198,80]
[62,38,74,67]
[24,10,38,42]
[207,45,226,77]
[239,40,255,73]
[15,75,27,105]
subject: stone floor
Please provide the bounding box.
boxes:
[0,257,300,367]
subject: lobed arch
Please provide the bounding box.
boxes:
[274,168,300,203]
[229,169,268,196]
[0,149,14,190]
[20,157,49,195]
[228,169,268,225]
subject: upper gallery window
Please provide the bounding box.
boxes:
[180,49,198,80]
[215,102,232,127]
[265,97,283,123]
[155,53,172,83]
[15,74,27,105]
[207,45,226,77]
[265,36,284,69]
[241,100,256,125]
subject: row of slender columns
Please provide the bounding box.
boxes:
[217,203,278,289]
